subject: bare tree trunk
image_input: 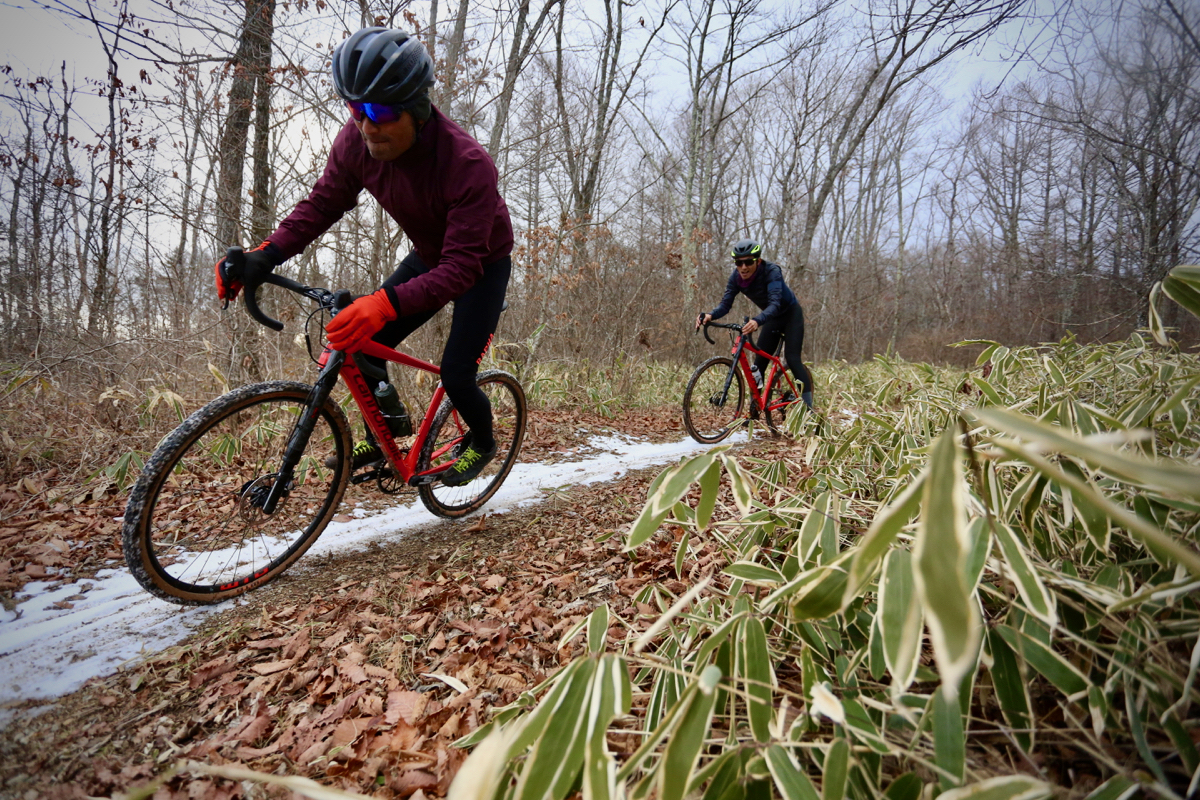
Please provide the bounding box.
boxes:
[249,0,276,243]
[438,0,472,112]
[215,0,274,250]
[488,0,562,157]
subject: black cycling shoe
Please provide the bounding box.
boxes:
[325,440,383,471]
[780,391,796,404]
[440,441,498,486]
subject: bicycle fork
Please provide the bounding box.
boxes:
[259,351,346,515]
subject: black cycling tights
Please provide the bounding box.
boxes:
[364,252,512,451]
[752,303,813,394]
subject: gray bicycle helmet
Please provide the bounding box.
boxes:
[331,27,434,105]
[731,239,762,260]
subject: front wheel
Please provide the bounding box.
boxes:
[683,357,745,443]
[122,381,352,605]
[417,370,527,518]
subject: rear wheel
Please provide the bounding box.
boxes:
[122,382,352,605]
[417,370,527,518]
[682,357,744,443]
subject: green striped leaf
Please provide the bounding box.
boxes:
[993,524,1056,626]
[821,738,849,800]
[1083,776,1138,800]
[884,773,924,800]
[1162,264,1200,320]
[989,437,1200,577]
[658,666,722,800]
[844,473,925,604]
[696,459,721,531]
[721,453,755,517]
[626,449,725,549]
[995,625,1088,697]
[932,685,965,790]
[986,628,1032,752]
[879,548,922,694]
[972,406,1200,500]
[580,655,631,800]
[724,560,786,585]
[766,745,821,800]
[512,657,598,800]
[587,603,610,654]
[504,658,590,758]
[913,430,981,699]
[743,616,774,743]
[937,775,1053,800]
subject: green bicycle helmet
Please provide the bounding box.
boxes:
[731,239,762,260]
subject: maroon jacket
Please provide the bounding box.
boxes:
[268,107,513,316]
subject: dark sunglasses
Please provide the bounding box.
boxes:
[734,257,757,267]
[346,101,407,124]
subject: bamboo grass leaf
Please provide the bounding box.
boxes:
[511,658,598,800]
[586,603,609,654]
[1082,776,1138,800]
[766,745,821,800]
[843,473,925,605]
[1162,265,1200,320]
[743,616,773,743]
[936,775,1053,800]
[821,738,849,800]
[971,406,1200,500]
[986,628,1033,752]
[989,437,1200,576]
[634,577,711,653]
[657,666,722,800]
[884,773,924,800]
[626,450,724,549]
[932,685,965,790]
[724,560,786,585]
[696,458,721,531]
[995,625,1089,696]
[721,453,755,516]
[913,430,981,699]
[992,523,1057,626]
[879,548,922,694]
[1148,281,1170,346]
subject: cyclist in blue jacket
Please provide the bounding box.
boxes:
[696,239,814,409]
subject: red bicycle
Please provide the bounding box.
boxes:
[122,248,526,604]
[683,317,802,443]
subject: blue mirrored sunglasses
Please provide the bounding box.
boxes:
[346,101,406,124]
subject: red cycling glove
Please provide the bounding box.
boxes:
[326,288,399,352]
[214,241,277,304]
[214,258,243,303]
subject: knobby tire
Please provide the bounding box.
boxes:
[122,381,352,605]
[683,356,745,443]
[417,370,527,518]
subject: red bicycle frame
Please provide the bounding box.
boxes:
[729,330,797,417]
[319,340,457,485]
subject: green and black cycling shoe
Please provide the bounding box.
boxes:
[440,440,498,487]
[325,440,384,471]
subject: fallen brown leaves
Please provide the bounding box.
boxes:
[0,409,793,799]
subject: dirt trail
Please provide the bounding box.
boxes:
[0,410,790,798]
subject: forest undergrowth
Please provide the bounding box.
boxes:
[2,268,1200,799]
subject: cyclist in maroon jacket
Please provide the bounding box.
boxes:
[214,27,512,487]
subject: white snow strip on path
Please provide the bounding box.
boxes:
[0,432,740,727]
